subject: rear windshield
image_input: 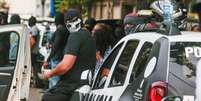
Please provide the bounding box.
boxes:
[169,42,201,84]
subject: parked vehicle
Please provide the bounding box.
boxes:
[71,0,199,100]
[73,30,201,101]
[0,24,31,101]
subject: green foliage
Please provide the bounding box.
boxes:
[54,0,63,12]
[55,0,95,17]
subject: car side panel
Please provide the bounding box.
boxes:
[120,37,169,101]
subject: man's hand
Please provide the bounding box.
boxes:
[43,61,49,68]
[42,70,52,79]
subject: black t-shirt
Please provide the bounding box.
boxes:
[47,25,69,62]
[52,29,96,95]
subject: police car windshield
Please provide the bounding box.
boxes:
[169,42,201,86]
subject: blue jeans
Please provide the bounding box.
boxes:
[48,59,60,88]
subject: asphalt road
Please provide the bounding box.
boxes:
[28,87,44,101]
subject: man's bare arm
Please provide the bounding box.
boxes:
[50,54,77,77]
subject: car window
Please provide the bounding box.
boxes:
[42,31,53,46]
[109,40,139,87]
[169,42,201,85]
[93,43,123,89]
[131,42,153,81]
[0,31,19,67]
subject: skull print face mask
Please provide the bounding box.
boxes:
[65,18,82,33]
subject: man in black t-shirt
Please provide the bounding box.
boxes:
[42,9,96,101]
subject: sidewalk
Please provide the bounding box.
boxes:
[28,87,44,101]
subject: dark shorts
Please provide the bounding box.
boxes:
[42,91,72,101]
[41,82,79,101]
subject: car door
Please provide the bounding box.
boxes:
[168,41,201,99]
[0,25,31,101]
[83,42,124,101]
[0,30,20,101]
[119,41,154,101]
[85,40,140,101]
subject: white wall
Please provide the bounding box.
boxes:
[7,0,50,17]
[44,0,50,17]
[8,0,36,16]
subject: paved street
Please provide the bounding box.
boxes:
[29,87,44,101]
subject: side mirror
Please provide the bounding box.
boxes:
[162,96,182,101]
[80,69,92,85]
[70,70,93,101]
[71,85,91,101]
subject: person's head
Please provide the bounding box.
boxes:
[64,8,82,33]
[55,12,64,26]
[84,18,96,32]
[92,23,114,57]
[192,1,201,30]
[101,67,110,77]
[10,14,21,24]
[92,23,105,37]
[28,16,37,27]
[0,12,8,25]
[191,25,200,32]
[0,13,4,25]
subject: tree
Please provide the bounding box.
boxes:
[55,0,95,17]
[54,0,64,13]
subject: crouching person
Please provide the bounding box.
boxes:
[42,8,96,101]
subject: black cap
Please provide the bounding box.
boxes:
[64,8,81,21]
[10,14,21,24]
[28,16,37,27]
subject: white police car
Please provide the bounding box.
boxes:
[72,29,201,101]
[0,25,31,101]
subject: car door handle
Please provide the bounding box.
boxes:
[0,72,11,76]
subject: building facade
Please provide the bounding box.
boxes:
[89,0,193,20]
[89,0,155,19]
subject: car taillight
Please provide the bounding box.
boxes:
[148,81,167,101]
